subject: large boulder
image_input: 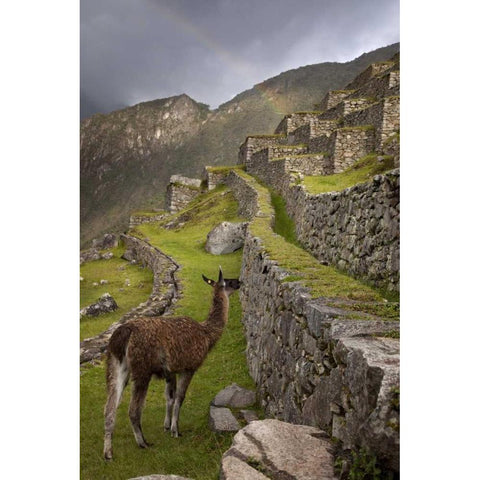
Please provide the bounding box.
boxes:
[80,293,118,317]
[205,222,248,255]
[220,419,336,480]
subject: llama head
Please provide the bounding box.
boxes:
[202,267,240,295]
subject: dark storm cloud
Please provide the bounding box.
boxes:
[80,0,399,118]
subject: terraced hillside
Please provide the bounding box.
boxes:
[80,54,400,479]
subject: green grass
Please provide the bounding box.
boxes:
[80,245,154,340]
[80,188,258,480]
[246,173,399,306]
[270,190,300,247]
[303,154,396,195]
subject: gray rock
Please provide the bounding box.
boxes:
[212,383,256,408]
[205,222,248,255]
[240,409,258,423]
[221,419,335,480]
[80,248,101,264]
[209,406,240,432]
[92,233,118,250]
[80,293,118,317]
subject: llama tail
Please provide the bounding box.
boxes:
[105,324,132,398]
[107,324,133,362]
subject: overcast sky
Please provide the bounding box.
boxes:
[80,0,399,118]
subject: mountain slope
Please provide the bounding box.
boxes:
[80,42,399,247]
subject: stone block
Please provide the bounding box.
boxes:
[212,383,256,408]
[209,406,240,432]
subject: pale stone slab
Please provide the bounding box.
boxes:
[209,406,240,432]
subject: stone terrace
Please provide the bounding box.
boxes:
[236,54,400,180]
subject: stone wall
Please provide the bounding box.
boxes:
[238,135,288,169]
[332,126,376,173]
[129,213,168,228]
[224,170,260,219]
[249,148,330,192]
[204,167,228,191]
[274,112,323,135]
[344,96,399,151]
[285,170,400,292]
[221,170,400,474]
[165,175,202,213]
[317,90,355,111]
[319,97,376,121]
[240,143,399,292]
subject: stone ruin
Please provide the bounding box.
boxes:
[165,174,203,213]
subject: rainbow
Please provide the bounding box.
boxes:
[150,2,287,116]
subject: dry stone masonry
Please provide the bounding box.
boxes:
[233,54,400,293]
[285,169,400,292]
[88,53,401,479]
[165,174,203,213]
[219,167,399,475]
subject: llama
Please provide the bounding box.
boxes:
[103,267,240,460]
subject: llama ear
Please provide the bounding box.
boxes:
[218,266,225,286]
[202,274,215,286]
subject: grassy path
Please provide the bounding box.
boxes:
[80,189,257,480]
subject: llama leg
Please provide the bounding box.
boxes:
[164,373,177,432]
[170,371,194,438]
[129,375,152,448]
[103,356,129,460]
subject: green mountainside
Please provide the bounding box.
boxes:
[80,43,399,247]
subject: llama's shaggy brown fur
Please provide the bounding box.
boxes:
[103,268,239,460]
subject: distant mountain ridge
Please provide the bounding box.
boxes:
[80,42,399,247]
